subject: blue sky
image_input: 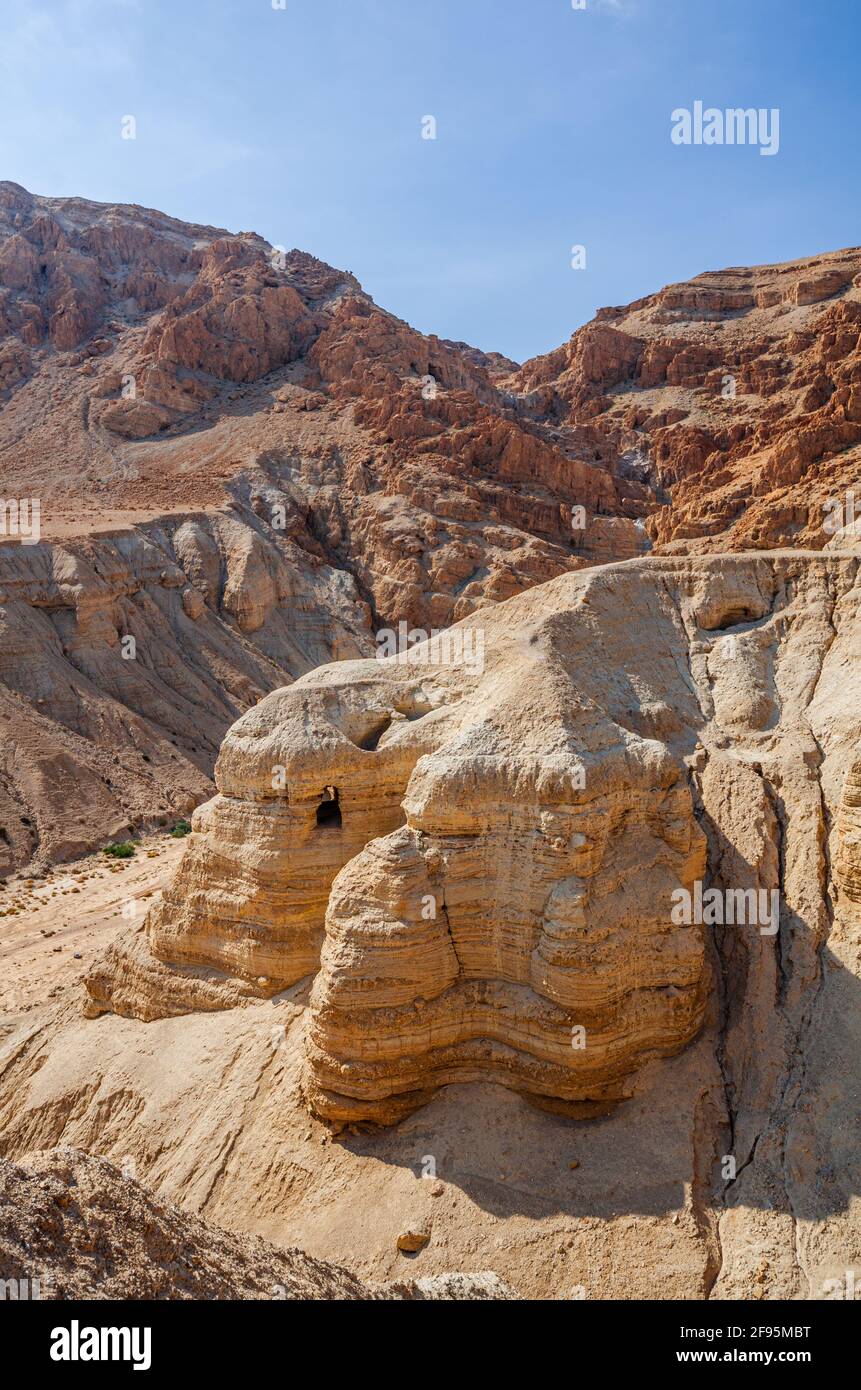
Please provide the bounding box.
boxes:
[0,0,858,361]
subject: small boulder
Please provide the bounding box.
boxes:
[396,1230,430,1254]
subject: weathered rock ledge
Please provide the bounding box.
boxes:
[84,550,861,1131]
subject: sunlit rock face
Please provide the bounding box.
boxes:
[304,743,708,1124]
[85,547,861,1123]
[4,185,861,882]
[836,752,861,905]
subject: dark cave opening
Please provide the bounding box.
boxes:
[316,786,342,828]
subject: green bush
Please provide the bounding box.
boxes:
[103,841,136,859]
[170,820,193,838]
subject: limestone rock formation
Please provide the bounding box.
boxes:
[0,183,634,872]
[2,547,859,1297]
[81,548,859,1143]
[4,184,861,1301]
[0,507,372,874]
[87,631,710,1123]
[835,750,861,904]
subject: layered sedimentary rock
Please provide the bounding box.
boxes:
[88,629,710,1121]
[0,183,625,871]
[85,669,440,1017]
[0,506,371,873]
[85,549,861,1129]
[514,251,861,553]
[4,182,859,614]
[835,736,861,902]
[0,547,857,1296]
[307,784,707,1122]
[0,179,627,624]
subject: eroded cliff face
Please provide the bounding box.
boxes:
[0,182,635,873]
[0,503,372,874]
[514,252,861,553]
[1,549,859,1297]
[0,180,635,627]
[83,552,860,1148]
[2,186,861,1298]
[3,184,861,876]
[87,638,710,1121]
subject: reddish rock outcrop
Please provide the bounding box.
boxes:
[0,182,631,642]
[2,184,861,874]
[513,252,861,553]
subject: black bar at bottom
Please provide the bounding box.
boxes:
[2,1296,852,1375]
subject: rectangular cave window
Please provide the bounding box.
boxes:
[316,786,342,828]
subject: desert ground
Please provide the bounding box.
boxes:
[0,836,186,1015]
[0,865,722,1301]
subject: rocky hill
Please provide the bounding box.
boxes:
[0,179,629,597]
[0,1147,515,1300]
[0,182,636,876]
[1,181,859,880]
[514,251,861,552]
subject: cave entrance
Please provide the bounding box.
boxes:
[316,786,342,829]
